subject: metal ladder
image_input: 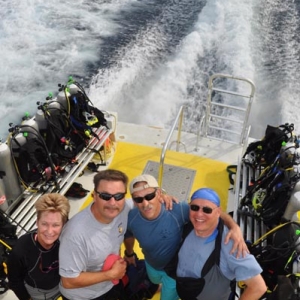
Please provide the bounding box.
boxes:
[154,74,256,201]
[204,74,255,145]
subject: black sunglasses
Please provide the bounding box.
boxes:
[190,204,218,214]
[95,191,126,201]
[132,189,157,204]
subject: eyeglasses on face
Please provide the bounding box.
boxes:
[189,204,218,214]
[132,189,157,204]
[40,258,59,273]
[95,191,126,201]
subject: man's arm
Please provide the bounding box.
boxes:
[123,236,136,266]
[220,211,249,257]
[158,189,179,210]
[61,258,127,288]
[123,236,135,256]
[239,274,267,300]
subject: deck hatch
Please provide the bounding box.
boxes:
[143,160,196,202]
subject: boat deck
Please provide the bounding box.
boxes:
[1,74,258,299]
[2,120,242,300]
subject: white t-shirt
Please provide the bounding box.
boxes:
[59,200,133,300]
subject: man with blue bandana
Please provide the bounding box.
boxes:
[176,188,267,300]
[124,175,249,300]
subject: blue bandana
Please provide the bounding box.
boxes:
[190,188,220,207]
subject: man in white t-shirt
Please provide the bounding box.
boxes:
[59,169,132,300]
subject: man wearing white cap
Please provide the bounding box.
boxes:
[124,175,248,300]
[176,188,267,300]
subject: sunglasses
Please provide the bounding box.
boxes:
[132,189,157,204]
[190,204,218,214]
[95,191,126,201]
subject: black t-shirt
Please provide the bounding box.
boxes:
[7,231,60,300]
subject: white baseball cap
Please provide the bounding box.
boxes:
[129,174,159,194]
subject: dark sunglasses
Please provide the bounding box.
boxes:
[95,191,126,201]
[190,204,218,214]
[132,189,157,204]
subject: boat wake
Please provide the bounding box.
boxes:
[1,0,300,140]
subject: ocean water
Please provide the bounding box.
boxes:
[1,0,300,141]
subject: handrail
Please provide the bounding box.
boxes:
[158,105,186,187]
[205,73,255,145]
[195,114,206,151]
[158,74,255,186]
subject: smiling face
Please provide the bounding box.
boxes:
[189,199,221,237]
[36,211,64,249]
[92,179,126,224]
[131,182,161,220]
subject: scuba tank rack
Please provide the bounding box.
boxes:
[235,160,268,242]
[4,125,112,237]
[232,123,300,298]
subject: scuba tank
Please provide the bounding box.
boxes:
[281,140,296,156]
[47,100,63,112]
[291,212,300,253]
[56,89,70,111]
[283,191,300,221]
[66,76,80,95]
[21,113,40,139]
[0,141,22,203]
[42,92,63,112]
[68,83,80,95]
[291,211,300,223]
[46,97,67,115]
[35,109,48,132]
[293,180,300,193]
[10,132,27,156]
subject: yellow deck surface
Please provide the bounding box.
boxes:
[81,141,231,299]
[110,141,230,208]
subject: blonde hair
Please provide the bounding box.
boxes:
[35,193,70,224]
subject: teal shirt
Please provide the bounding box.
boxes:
[127,202,189,269]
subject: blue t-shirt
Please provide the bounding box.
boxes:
[127,202,189,270]
[177,225,262,282]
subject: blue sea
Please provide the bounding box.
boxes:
[1,0,300,141]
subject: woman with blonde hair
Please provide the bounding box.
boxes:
[7,193,70,300]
